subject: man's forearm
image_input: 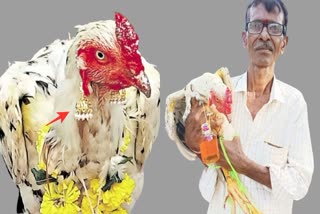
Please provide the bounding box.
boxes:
[242,158,272,189]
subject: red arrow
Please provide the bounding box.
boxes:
[46,112,69,126]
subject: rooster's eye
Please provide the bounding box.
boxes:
[96,51,105,60]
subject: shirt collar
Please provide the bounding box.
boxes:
[234,71,285,103]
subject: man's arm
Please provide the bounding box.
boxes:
[216,137,272,189]
[242,158,271,188]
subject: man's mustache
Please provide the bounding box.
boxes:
[254,41,274,52]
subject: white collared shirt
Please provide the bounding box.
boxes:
[200,72,314,214]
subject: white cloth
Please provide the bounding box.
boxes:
[200,72,314,214]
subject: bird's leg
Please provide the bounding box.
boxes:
[232,197,236,214]
[223,169,261,214]
[224,193,236,214]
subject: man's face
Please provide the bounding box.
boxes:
[242,4,288,68]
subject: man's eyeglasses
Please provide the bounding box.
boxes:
[246,20,286,36]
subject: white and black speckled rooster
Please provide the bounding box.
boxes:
[0,12,160,214]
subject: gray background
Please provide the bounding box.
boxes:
[0,1,319,213]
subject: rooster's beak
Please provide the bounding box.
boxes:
[133,71,151,98]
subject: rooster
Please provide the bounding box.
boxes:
[0,12,160,214]
[165,68,259,214]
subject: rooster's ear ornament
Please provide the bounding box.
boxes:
[75,81,93,121]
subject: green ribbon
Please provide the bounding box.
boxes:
[218,135,247,193]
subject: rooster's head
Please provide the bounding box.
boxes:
[74,12,150,98]
[209,87,232,116]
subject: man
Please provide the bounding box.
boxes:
[167,0,314,213]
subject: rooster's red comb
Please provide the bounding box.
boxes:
[115,12,144,75]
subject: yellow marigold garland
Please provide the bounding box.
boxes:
[40,180,80,214]
[81,174,135,214]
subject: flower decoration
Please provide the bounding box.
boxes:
[81,174,135,214]
[40,179,80,214]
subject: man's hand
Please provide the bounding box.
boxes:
[216,136,248,174]
[185,98,224,158]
